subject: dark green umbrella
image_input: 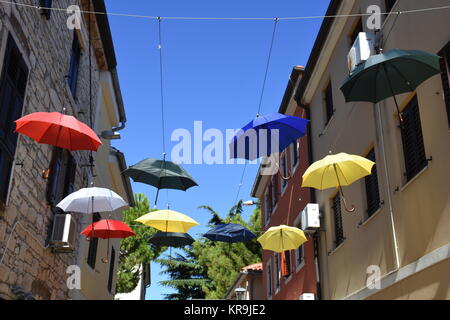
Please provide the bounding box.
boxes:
[148,231,194,247]
[123,157,198,206]
[340,49,441,122]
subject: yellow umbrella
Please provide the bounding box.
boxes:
[302,152,375,212]
[257,225,307,253]
[135,209,199,233]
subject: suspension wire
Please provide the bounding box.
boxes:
[233,162,248,207]
[257,18,279,117]
[88,1,95,183]
[0,0,448,21]
[157,17,167,155]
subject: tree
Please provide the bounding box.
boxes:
[157,246,210,300]
[116,193,163,293]
[194,201,262,299]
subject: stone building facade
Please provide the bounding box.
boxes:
[0,0,130,300]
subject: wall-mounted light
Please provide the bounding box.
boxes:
[100,130,121,140]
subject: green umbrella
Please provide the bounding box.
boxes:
[123,156,198,206]
[340,49,441,122]
[148,231,194,248]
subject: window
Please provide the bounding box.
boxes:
[46,147,77,206]
[107,246,116,293]
[39,0,52,20]
[274,253,281,290]
[400,96,428,182]
[87,212,101,269]
[296,245,304,269]
[290,141,299,169]
[264,190,271,224]
[349,18,363,47]
[280,153,288,189]
[68,31,81,98]
[0,35,29,203]
[332,193,344,247]
[266,262,272,298]
[365,148,380,217]
[438,42,450,129]
[324,81,334,125]
[385,0,397,13]
[281,251,291,278]
[271,177,278,208]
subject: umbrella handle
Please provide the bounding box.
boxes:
[276,162,292,181]
[341,192,356,213]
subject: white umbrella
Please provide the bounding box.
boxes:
[56,187,128,214]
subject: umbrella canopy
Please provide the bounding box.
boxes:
[301,153,375,190]
[203,223,256,243]
[56,187,128,214]
[135,209,199,233]
[123,158,198,190]
[229,113,309,161]
[15,112,102,151]
[302,153,375,212]
[340,49,441,122]
[81,219,135,239]
[148,231,194,247]
[257,225,307,253]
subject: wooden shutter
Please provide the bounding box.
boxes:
[87,212,101,269]
[400,96,427,181]
[438,42,450,130]
[324,81,334,124]
[107,247,116,293]
[63,154,77,197]
[0,35,28,202]
[333,193,344,246]
[46,147,63,206]
[39,0,52,20]
[365,149,380,217]
[68,32,81,98]
[281,251,291,277]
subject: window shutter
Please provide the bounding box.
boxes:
[438,43,450,129]
[107,247,116,293]
[0,36,28,203]
[333,193,344,246]
[63,154,77,197]
[46,147,63,206]
[281,251,291,277]
[87,212,101,269]
[68,32,81,98]
[400,96,427,181]
[39,0,52,20]
[365,149,380,217]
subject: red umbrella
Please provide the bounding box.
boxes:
[15,112,102,151]
[81,219,135,239]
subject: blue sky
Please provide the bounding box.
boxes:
[104,0,329,300]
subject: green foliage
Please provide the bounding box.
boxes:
[193,200,262,299]
[157,247,210,300]
[116,193,163,293]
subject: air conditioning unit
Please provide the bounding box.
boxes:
[347,32,375,72]
[50,214,77,252]
[299,293,315,300]
[301,203,320,233]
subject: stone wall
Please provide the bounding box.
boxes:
[0,0,101,300]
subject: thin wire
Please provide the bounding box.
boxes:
[233,162,248,207]
[157,17,167,155]
[0,0,448,21]
[257,18,279,116]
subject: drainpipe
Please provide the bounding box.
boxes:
[300,102,323,300]
[375,102,400,270]
[110,68,126,132]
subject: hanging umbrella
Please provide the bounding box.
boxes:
[56,187,128,214]
[81,219,135,264]
[301,153,375,212]
[15,112,102,151]
[135,209,199,233]
[203,223,256,243]
[148,231,194,247]
[81,219,135,239]
[229,113,309,161]
[340,49,441,123]
[123,157,198,206]
[257,225,307,253]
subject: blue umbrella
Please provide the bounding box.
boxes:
[229,113,309,161]
[204,223,256,243]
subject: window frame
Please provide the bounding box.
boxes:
[324,80,334,126]
[68,31,81,99]
[332,193,345,247]
[273,253,281,293]
[290,140,299,171]
[107,246,116,294]
[266,260,273,299]
[438,41,450,130]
